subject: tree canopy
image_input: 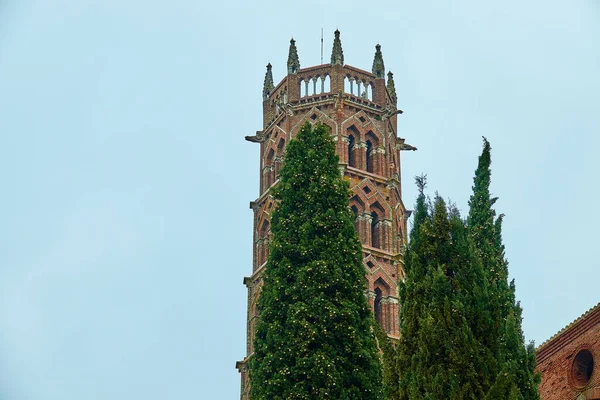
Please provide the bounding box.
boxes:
[396,138,540,399]
[250,122,383,400]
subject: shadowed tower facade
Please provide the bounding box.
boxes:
[236,31,416,399]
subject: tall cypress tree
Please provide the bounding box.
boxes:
[398,178,485,399]
[397,137,540,399]
[397,175,429,400]
[467,138,540,399]
[250,122,383,400]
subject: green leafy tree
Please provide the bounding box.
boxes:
[250,122,383,400]
[467,138,540,399]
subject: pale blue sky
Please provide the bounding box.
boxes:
[0,1,598,399]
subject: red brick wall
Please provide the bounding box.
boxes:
[536,305,600,400]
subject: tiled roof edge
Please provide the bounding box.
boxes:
[536,301,600,363]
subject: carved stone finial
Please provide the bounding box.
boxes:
[372,44,385,78]
[387,71,397,104]
[287,38,300,75]
[331,30,344,66]
[263,63,274,100]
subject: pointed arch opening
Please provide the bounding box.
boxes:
[373,277,391,330]
[344,76,352,94]
[371,211,380,249]
[347,125,360,168]
[323,75,331,93]
[374,287,383,325]
[308,77,315,96]
[350,205,359,234]
[347,134,356,168]
[370,201,386,249]
[299,79,306,98]
[365,131,379,174]
[258,219,271,266]
[265,148,275,189]
[366,139,373,173]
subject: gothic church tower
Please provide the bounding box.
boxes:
[236,31,415,399]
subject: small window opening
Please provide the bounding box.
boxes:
[374,287,382,325]
[348,134,356,168]
[366,140,374,173]
[350,205,359,233]
[571,349,594,387]
[371,211,380,249]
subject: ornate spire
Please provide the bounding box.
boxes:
[330,30,344,66]
[287,38,300,74]
[263,63,274,100]
[387,71,397,104]
[372,44,385,78]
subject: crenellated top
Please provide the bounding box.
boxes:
[261,31,399,118]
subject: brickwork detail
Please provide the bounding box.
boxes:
[536,303,600,400]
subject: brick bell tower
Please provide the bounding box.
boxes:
[236,30,416,399]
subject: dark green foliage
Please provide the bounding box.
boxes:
[398,186,485,399]
[396,138,540,399]
[467,138,540,399]
[250,122,383,400]
[374,323,399,400]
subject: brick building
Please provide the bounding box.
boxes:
[236,30,416,399]
[536,302,600,400]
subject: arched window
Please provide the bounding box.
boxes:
[264,148,275,190]
[371,211,380,249]
[347,125,360,168]
[365,131,379,174]
[275,139,285,178]
[350,205,359,233]
[323,75,331,93]
[259,219,270,238]
[366,139,373,173]
[259,220,270,266]
[348,134,356,168]
[374,287,382,325]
